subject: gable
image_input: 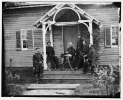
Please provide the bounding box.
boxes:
[34,4,100,28]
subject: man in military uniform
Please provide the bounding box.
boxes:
[82,41,89,74]
[33,47,43,83]
[66,42,76,61]
[62,42,76,69]
[83,44,95,74]
[46,41,59,69]
[75,35,84,70]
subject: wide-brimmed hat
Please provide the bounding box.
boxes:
[36,47,40,50]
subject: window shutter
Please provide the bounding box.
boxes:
[105,27,111,47]
[27,30,33,49]
[16,31,21,50]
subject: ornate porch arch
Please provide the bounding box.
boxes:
[53,7,81,22]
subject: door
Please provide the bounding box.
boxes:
[63,25,78,52]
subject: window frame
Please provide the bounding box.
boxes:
[20,29,34,50]
[110,25,119,48]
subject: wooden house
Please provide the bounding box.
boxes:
[3,2,120,69]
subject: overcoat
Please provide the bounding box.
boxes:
[83,44,89,55]
[46,46,55,61]
[87,47,96,61]
[66,46,76,61]
[76,39,83,52]
[33,52,43,74]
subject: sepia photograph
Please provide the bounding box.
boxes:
[2,1,121,97]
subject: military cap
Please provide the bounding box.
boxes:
[47,41,51,44]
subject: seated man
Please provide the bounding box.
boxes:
[83,44,95,74]
[61,42,76,69]
[33,47,43,83]
[46,41,59,69]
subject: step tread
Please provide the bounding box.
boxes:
[42,72,93,79]
[43,70,83,74]
[42,76,92,80]
[23,90,74,95]
[27,84,80,90]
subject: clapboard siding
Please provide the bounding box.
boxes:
[77,4,119,25]
[3,4,120,67]
[97,27,120,65]
[4,28,50,67]
[3,6,52,67]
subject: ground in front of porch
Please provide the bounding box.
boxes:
[4,67,108,96]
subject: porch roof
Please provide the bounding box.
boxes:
[33,4,100,28]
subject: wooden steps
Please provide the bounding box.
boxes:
[23,90,74,95]
[24,84,80,95]
[43,70,83,74]
[42,74,92,80]
[27,84,80,90]
[42,69,93,80]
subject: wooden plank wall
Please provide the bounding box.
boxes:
[98,27,120,65]
[3,6,52,67]
[79,23,90,44]
[77,4,119,26]
[3,4,120,67]
[78,4,120,65]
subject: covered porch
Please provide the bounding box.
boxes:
[33,4,100,70]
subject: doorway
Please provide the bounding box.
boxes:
[63,25,78,52]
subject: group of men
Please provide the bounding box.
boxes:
[33,35,96,79]
[32,41,59,79]
[61,35,96,74]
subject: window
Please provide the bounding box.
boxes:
[16,29,34,50]
[111,26,119,46]
[21,30,28,50]
[105,26,119,47]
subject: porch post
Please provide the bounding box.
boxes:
[42,22,48,70]
[50,26,53,46]
[89,21,93,44]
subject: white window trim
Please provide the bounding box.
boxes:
[110,25,119,48]
[21,29,34,50]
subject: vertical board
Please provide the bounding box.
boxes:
[79,23,90,44]
[63,26,78,51]
[52,26,63,64]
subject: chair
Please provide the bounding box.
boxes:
[60,53,76,69]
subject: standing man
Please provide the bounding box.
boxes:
[82,41,89,74]
[46,41,59,69]
[83,44,95,74]
[88,44,96,74]
[33,47,43,83]
[76,35,84,70]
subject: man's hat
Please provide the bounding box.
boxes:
[36,47,40,50]
[47,41,51,44]
[78,34,82,37]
